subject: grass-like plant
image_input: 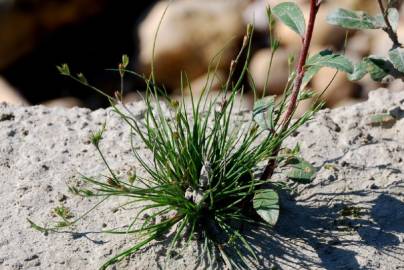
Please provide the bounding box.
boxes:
[28,1,357,269]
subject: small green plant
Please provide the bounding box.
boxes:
[327,0,404,83]
[29,1,358,269]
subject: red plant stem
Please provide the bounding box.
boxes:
[260,0,321,181]
[282,0,320,129]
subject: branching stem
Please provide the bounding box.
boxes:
[260,0,321,181]
[377,0,402,49]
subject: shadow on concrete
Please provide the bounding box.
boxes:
[238,188,404,270]
[56,185,404,269]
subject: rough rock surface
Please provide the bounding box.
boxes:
[0,89,403,269]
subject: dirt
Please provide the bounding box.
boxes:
[0,88,403,270]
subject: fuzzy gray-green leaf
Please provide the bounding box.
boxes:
[272,2,306,37]
[306,49,354,74]
[350,56,399,82]
[365,56,391,82]
[253,189,279,226]
[388,47,404,73]
[374,8,400,31]
[303,50,353,86]
[327,9,379,30]
[348,60,368,81]
[253,96,276,131]
[302,66,320,88]
[388,8,400,31]
[286,158,316,184]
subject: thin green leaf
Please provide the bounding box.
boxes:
[298,89,315,101]
[77,73,88,85]
[122,54,129,68]
[27,218,48,233]
[56,63,70,76]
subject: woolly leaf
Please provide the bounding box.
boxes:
[306,49,353,74]
[286,158,316,184]
[327,9,379,30]
[272,2,306,37]
[388,47,404,73]
[348,60,368,81]
[302,66,321,87]
[303,50,353,87]
[365,56,391,82]
[349,56,400,82]
[388,8,400,31]
[253,96,276,131]
[253,189,279,226]
[374,8,400,31]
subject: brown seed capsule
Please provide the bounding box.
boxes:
[107,177,121,188]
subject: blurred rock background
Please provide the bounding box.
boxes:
[0,0,154,108]
[1,0,404,110]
